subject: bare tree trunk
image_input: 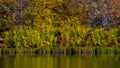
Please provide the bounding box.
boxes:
[89,0,94,27]
[98,0,104,27]
[20,0,23,27]
[16,0,23,26]
[105,0,110,28]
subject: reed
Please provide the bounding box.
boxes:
[3,23,119,48]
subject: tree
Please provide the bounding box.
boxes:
[0,0,34,30]
[88,0,120,28]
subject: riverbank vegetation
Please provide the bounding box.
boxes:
[3,23,120,48]
[0,0,120,50]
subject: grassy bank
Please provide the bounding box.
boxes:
[0,21,119,55]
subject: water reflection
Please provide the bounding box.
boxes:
[0,54,120,68]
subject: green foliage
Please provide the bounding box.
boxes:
[3,22,120,48]
[1,0,120,48]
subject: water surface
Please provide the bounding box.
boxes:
[0,54,120,68]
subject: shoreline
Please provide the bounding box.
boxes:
[0,47,120,55]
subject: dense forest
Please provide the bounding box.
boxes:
[0,0,120,48]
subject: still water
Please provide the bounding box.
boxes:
[0,54,120,68]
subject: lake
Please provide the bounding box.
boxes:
[0,53,120,68]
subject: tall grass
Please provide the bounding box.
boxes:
[3,20,120,48]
